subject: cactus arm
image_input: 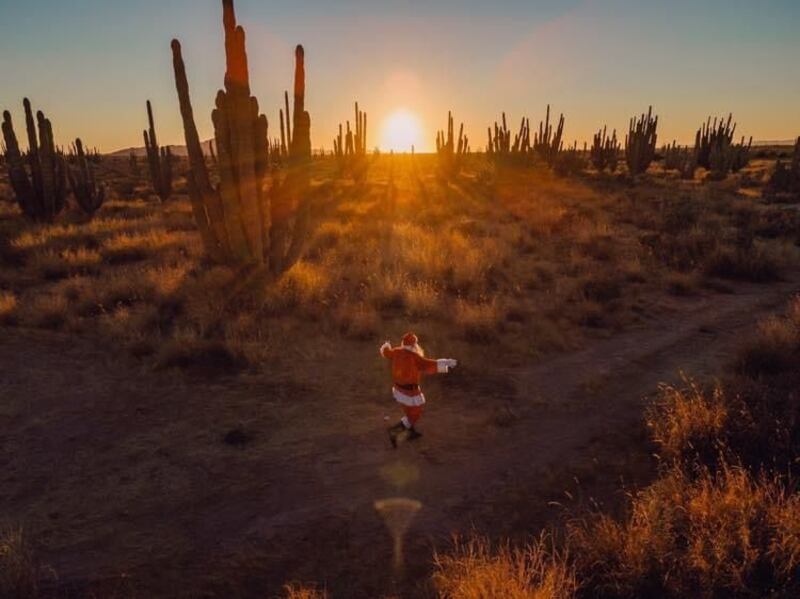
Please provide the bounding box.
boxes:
[172,38,229,262]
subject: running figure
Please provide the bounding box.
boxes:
[380,333,458,447]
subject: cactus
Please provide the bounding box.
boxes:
[333,102,368,159]
[590,126,619,172]
[663,141,697,179]
[1,99,68,222]
[693,114,752,179]
[767,137,800,197]
[533,105,564,167]
[487,113,529,164]
[68,138,106,216]
[625,106,658,175]
[171,0,311,271]
[143,100,173,201]
[436,111,468,177]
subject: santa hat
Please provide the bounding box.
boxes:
[401,332,419,350]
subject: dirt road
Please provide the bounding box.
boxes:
[2,275,798,598]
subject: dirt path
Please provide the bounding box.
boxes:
[2,275,799,598]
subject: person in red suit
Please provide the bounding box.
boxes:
[380,332,458,447]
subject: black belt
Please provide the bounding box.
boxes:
[395,383,420,392]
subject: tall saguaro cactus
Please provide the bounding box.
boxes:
[143,101,173,202]
[68,138,106,216]
[1,99,67,222]
[171,0,311,271]
[625,106,658,175]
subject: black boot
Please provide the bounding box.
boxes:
[407,427,423,441]
[387,422,406,448]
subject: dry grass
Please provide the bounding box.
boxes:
[2,155,798,375]
[433,535,576,599]
[568,465,797,598]
[647,380,728,465]
[283,584,329,598]
[0,527,40,599]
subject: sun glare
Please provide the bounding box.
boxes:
[380,110,423,152]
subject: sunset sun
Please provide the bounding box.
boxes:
[380,109,423,152]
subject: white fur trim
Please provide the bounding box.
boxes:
[393,387,426,407]
[437,359,451,373]
[380,342,391,356]
[401,416,412,429]
[402,344,422,355]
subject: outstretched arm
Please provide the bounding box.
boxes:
[416,354,458,374]
[380,341,393,359]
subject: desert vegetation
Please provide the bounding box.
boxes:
[1,0,800,597]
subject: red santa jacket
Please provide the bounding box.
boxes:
[381,344,448,405]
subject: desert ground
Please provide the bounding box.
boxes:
[2,148,800,597]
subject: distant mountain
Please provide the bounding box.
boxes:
[107,140,214,158]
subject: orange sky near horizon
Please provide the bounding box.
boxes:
[1,0,799,154]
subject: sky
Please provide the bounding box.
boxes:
[1,0,799,153]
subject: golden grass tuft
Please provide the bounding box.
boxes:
[647,380,728,464]
[283,583,329,599]
[433,535,576,599]
[0,291,17,324]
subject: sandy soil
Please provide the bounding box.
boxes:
[2,273,799,598]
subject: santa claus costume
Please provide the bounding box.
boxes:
[380,332,458,447]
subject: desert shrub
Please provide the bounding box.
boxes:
[270,261,330,310]
[20,293,69,329]
[333,302,379,340]
[647,381,728,466]
[433,535,576,599]
[404,281,440,317]
[284,583,329,599]
[703,243,783,283]
[734,314,799,378]
[455,299,504,342]
[0,291,17,324]
[569,466,796,599]
[0,527,39,599]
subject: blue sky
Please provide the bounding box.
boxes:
[1,0,798,151]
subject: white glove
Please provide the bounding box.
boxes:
[437,359,458,373]
[379,341,392,356]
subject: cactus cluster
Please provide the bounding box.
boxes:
[694,115,751,179]
[436,111,469,177]
[333,102,368,158]
[533,105,565,166]
[486,113,530,161]
[662,141,697,179]
[143,100,174,202]
[68,138,106,215]
[1,99,68,222]
[590,126,619,172]
[172,0,311,270]
[625,106,658,176]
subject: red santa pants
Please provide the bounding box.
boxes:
[401,405,424,428]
